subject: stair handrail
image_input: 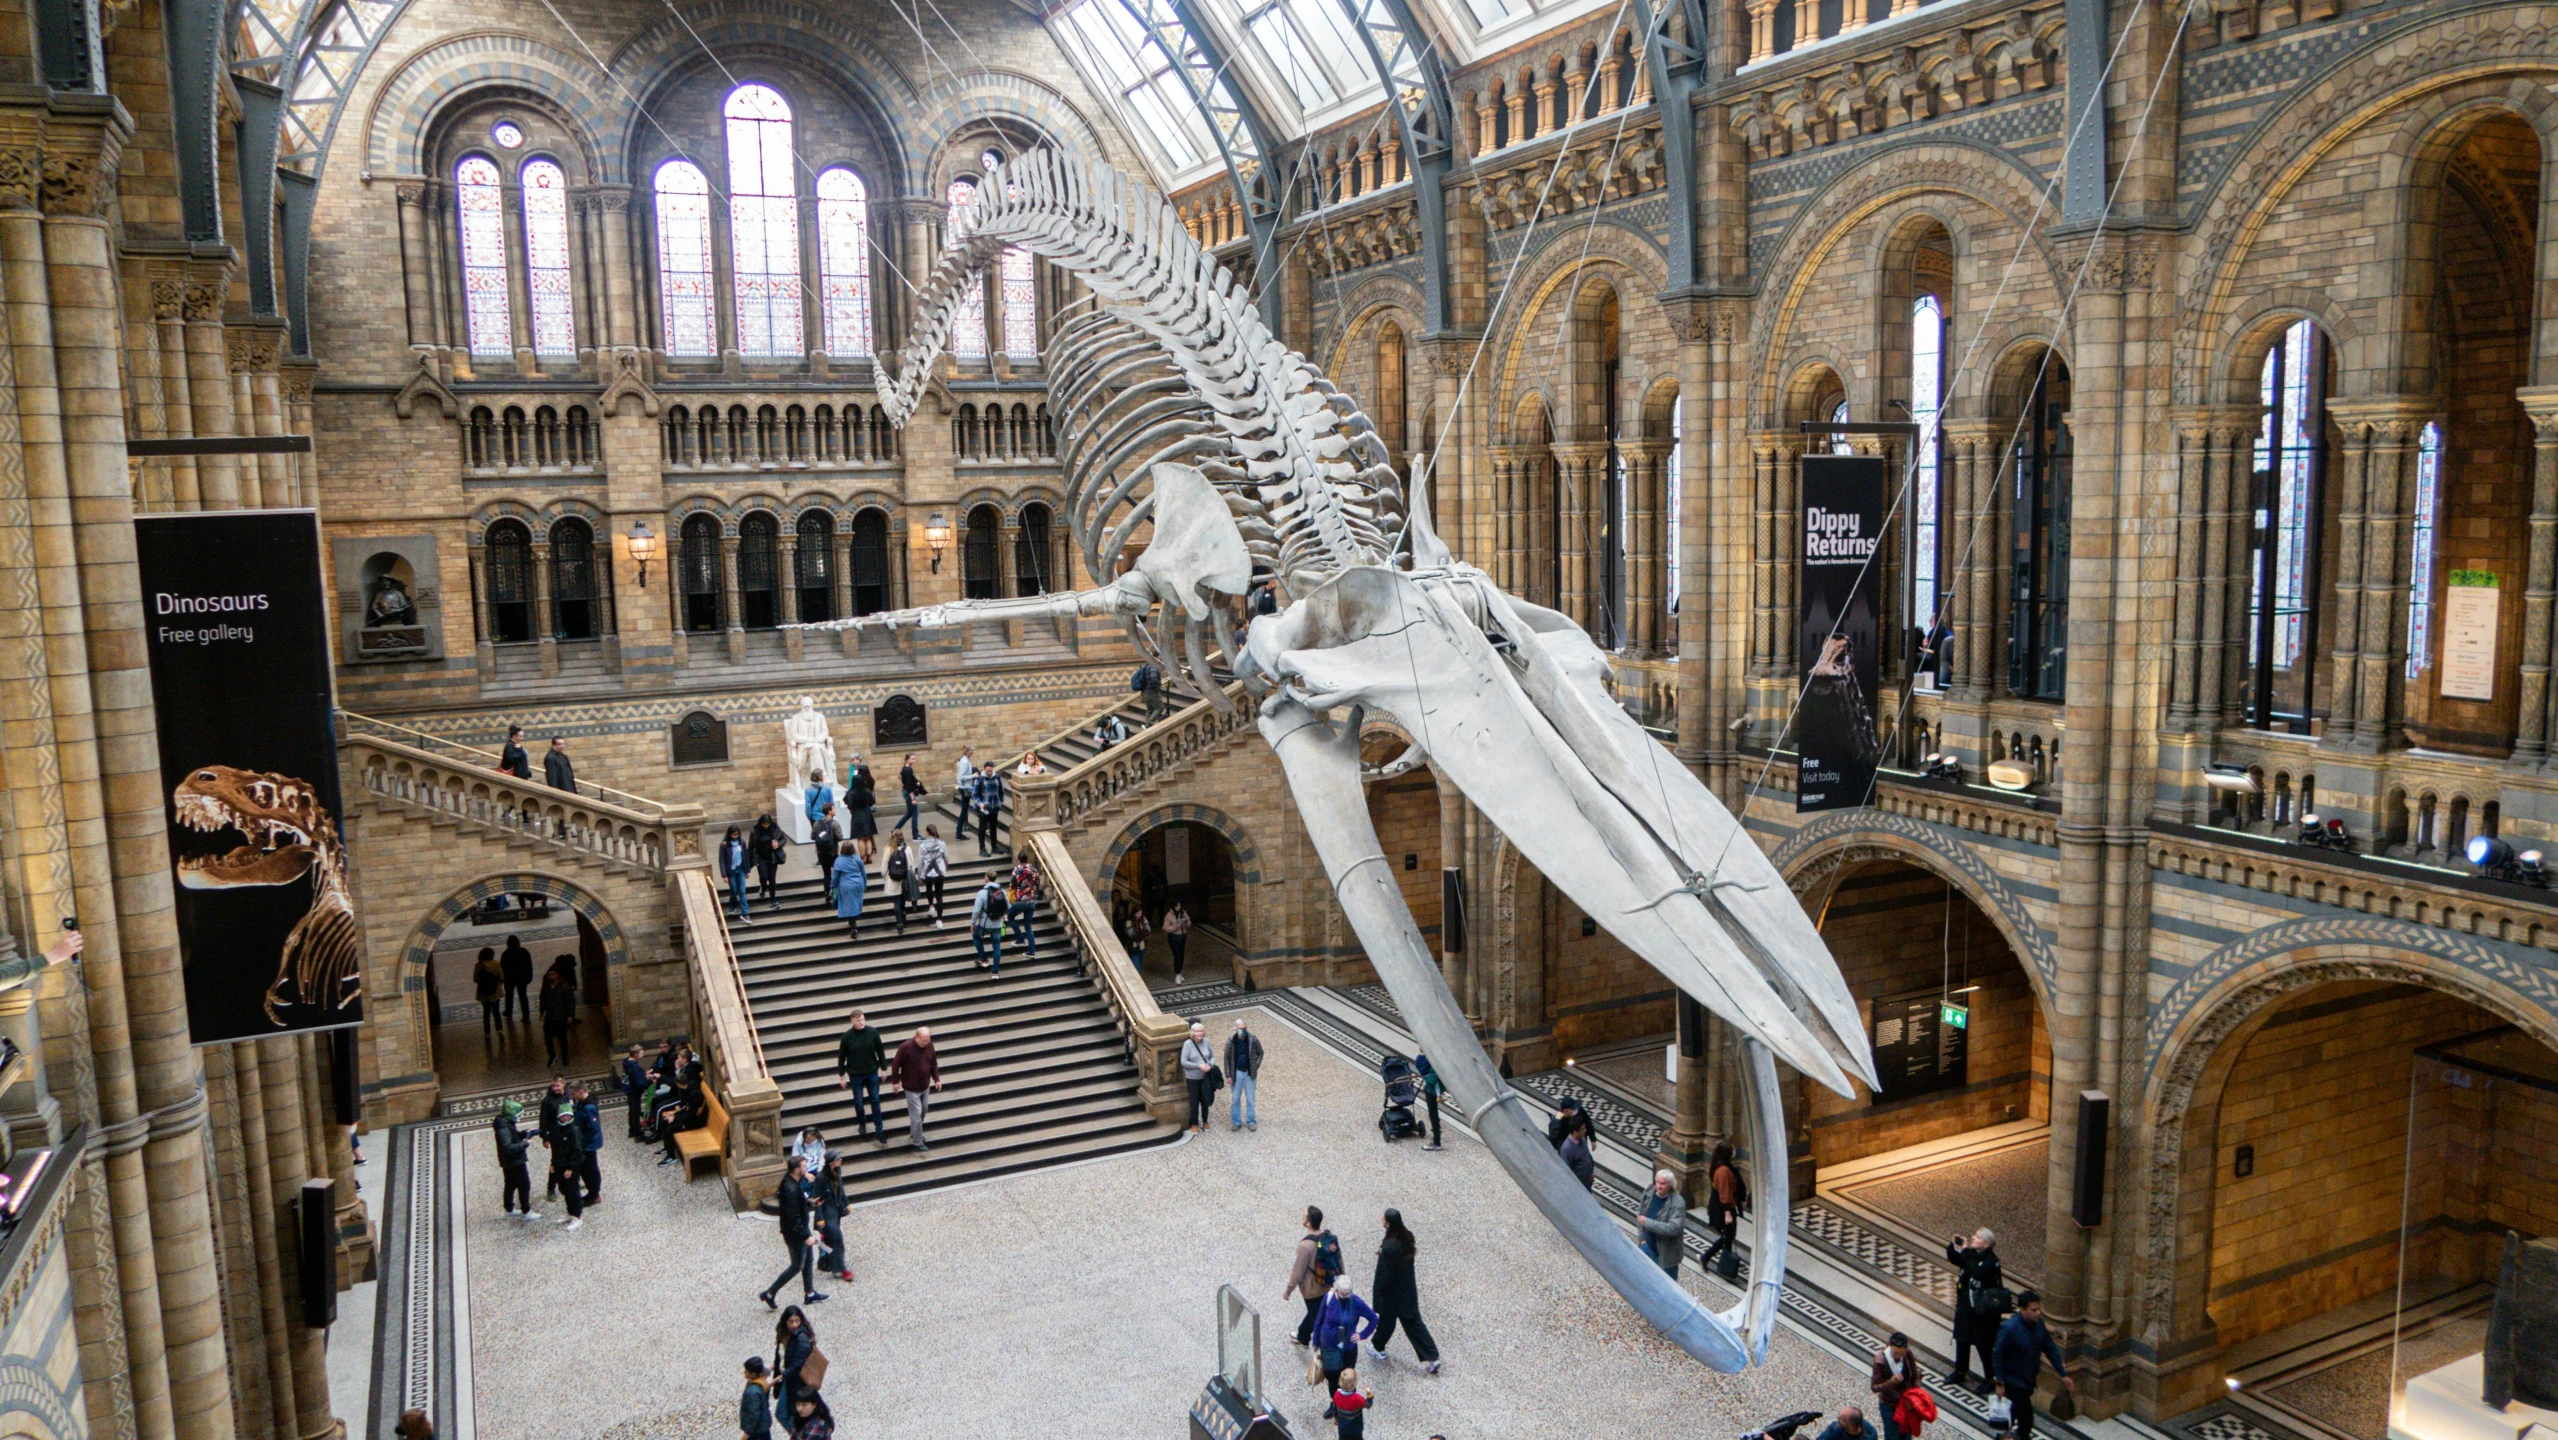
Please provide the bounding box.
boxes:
[1022,829,1189,1124]
[1009,680,1255,833]
[339,709,668,816]
[673,868,785,1208]
[341,727,704,875]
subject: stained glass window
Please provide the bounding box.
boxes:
[2407,422,2443,679]
[521,158,575,357]
[455,156,512,358]
[1829,397,1853,455]
[946,176,987,360]
[1000,246,1036,361]
[726,85,803,359]
[2255,319,2322,669]
[1911,295,1943,633]
[654,159,715,358]
[816,168,873,358]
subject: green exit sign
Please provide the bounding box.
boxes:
[1941,1003,1970,1031]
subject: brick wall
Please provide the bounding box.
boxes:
[1805,862,2047,1167]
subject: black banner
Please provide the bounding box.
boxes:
[136,510,361,1043]
[1797,454,1886,812]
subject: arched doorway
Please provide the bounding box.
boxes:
[1110,819,1239,987]
[1789,849,2054,1288]
[2148,966,2558,1431]
[406,875,630,1099]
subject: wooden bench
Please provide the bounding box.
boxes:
[674,1089,728,1181]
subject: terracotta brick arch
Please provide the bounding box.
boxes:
[1094,802,1265,960]
[386,872,642,1105]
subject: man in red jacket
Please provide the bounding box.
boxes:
[891,1027,943,1153]
[1873,1332,1923,1440]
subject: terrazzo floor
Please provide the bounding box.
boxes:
[458,1005,1867,1440]
[1836,1139,2049,1287]
[2260,1315,2487,1440]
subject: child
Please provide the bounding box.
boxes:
[1330,1368,1372,1439]
[738,1357,773,1440]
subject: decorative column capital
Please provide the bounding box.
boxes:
[2323,395,2439,437]
[2515,385,2558,432]
[225,324,283,373]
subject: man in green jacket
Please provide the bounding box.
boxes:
[833,1007,888,1145]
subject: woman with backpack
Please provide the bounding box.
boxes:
[1701,1141,1746,1274]
[917,826,950,925]
[1367,1208,1442,1374]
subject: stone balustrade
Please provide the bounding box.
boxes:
[672,869,787,1210]
[343,724,703,876]
[1020,830,1190,1125]
[1010,682,1258,832]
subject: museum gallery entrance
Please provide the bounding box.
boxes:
[2179,982,2558,1440]
[1112,820,1238,987]
[425,891,616,1096]
[1803,859,2052,1287]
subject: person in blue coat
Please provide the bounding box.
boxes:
[802,771,836,832]
[1311,1276,1379,1399]
[1992,1290,2074,1440]
[830,848,866,941]
[570,1082,605,1208]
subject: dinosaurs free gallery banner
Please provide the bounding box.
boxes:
[135,510,361,1043]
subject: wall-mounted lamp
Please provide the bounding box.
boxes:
[924,513,952,573]
[628,521,657,587]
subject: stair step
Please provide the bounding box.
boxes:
[814,1114,1184,1204]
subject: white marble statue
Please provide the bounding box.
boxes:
[782,697,838,793]
[794,151,1879,1374]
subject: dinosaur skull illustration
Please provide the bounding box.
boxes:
[803,150,1880,1370]
[172,764,361,1024]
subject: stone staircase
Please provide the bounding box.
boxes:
[732,849,1182,1200]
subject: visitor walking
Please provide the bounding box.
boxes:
[891,1027,941,1152]
[1415,1052,1444,1149]
[1136,660,1170,724]
[738,1358,773,1440]
[473,948,503,1039]
[844,759,878,863]
[898,754,925,836]
[1873,1332,1922,1440]
[802,771,836,836]
[886,831,918,934]
[833,1009,887,1145]
[918,826,949,925]
[1636,1169,1687,1277]
[790,1127,827,1177]
[1817,1405,1875,1440]
[758,1157,826,1308]
[492,1099,537,1219]
[1329,1370,1372,1439]
[786,1392,832,1440]
[1311,1277,1379,1396]
[749,815,787,906]
[1284,1207,1342,1345]
[771,1305,819,1422]
[720,825,754,923]
[619,1045,651,1140]
[1224,1018,1263,1131]
[543,735,576,793]
[538,969,575,1066]
[1367,1209,1441,1373]
[571,1082,605,1206]
[1701,1141,1745,1273]
[1163,902,1191,981]
[500,934,533,1025]
[811,810,841,908]
[1545,1094,1583,1147]
[971,767,1005,855]
[813,1152,852,1282]
[953,750,978,841]
[1992,1291,2073,1440]
[1005,857,1041,962]
[1559,1112,1597,1189]
[541,1080,586,1228]
[1179,1021,1218,1133]
[830,846,866,941]
[499,725,531,780]
[968,875,1006,974]
[1944,1227,2006,1390]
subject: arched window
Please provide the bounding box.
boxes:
[946,177,987,359]
[2407,421,2443,679]
[725,85,802,358]
[738,512,781,628]
[2246,319,2328,727]
[1910,294,1944,645]
[849,509,892,615]
[1000,245,1037,361]
[1828,396,1853,455]
[2008,359,2072,701]
[962,503,1002,599]
[1665,395,1681,619]
[797,512,835,624]
[655,160,716,358]
[521,158,576,357]
[550,517,597,640]
[680,514,722,632]
[817,168,874,357]
[484,520,533,642]
[455,156,512,358]
[1016,502,1054,595]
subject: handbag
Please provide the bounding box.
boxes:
[799,1345,830,1391]
[1984,1395,2012,1425]
[1205,1063,1224,1096]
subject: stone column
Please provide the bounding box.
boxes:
[501,168,536,372]
[2354,414,2427,748]
[2513,389,2558,765]
[597,189,636,357]
[780,531,804,663]
[1747,0,1779,60]
[396,183,436,354]
[1654,995,1713,1199]
[531,539,558,677]
[721,530,745,663]
[146,274,198,509]
[1624,440,1668,656]
[260,1039,330,1440]
[180,272,239,508]
[1552,442,1607,630]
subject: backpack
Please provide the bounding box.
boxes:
[887,849,908,882]
[1718,1160,1752,1217]
[1311,1230,1343,1284]
[1130,664,1152,692]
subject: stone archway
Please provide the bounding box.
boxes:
[393,872,639,1103]
[2132,920,2558,1415]
[1769,811,2060,1010]
[1095,803,1264,977]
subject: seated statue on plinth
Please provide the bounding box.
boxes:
[783,698,838,794]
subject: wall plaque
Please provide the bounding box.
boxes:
[331,534,445,663]
[874,693,928,748]
[2439,571,2500,701]
[669,709,730,767]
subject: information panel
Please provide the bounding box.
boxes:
[1869,987,1970,1102]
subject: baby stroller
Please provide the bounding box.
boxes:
[1379,1055,1428,1142]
